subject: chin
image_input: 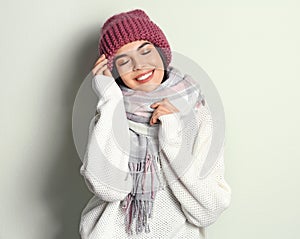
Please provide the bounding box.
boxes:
[140,84,160,92]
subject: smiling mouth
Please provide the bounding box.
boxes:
[135,70,154,83]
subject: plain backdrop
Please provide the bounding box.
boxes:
[1,0,299,238]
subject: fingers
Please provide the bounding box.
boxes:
[92,57,108,75]
[92,54,113,76]
[149,98,180,126]
[103,68,113,77]
[93,54,105,67]
[150,110,167,125]
[150,98,167,108]
[150,108,173,125]
[151,108,169,119]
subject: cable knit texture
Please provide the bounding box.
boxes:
[98,9,172,71]
[78,74,231,238]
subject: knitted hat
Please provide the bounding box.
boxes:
[98,9,172,72]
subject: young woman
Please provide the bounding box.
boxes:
[79,9,231,239]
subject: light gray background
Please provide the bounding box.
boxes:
[1,1,299,239]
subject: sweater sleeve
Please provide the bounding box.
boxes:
[79,74,133,202]
[157,102,231,227]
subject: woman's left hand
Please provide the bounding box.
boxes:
[150,98,179,126]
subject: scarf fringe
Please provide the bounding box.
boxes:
[122,196,154,235]
[121,153,162,235]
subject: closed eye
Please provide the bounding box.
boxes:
[141,49,151,55]
[116,57,130,66]
[119,59,129,66]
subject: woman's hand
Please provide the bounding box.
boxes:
[92,54,112,77]
[150,98,179,126]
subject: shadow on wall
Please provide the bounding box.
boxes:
[41,27,101,239]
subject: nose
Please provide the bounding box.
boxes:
[132,55,147,71]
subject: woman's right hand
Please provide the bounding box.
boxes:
[92,54,113,77]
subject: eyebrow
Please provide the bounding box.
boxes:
[137,42,151,50]
[114,42,151,62]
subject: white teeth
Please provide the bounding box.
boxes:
[137,71,153,81]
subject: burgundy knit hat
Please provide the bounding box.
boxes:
[98,9,172,72]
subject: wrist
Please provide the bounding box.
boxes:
[92,74,123,100]
[158,112,183,140]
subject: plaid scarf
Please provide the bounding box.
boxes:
[119,66,205,235]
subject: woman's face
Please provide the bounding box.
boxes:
[114,40,165,92]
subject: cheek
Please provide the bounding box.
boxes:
[157,60,165,71]
[120,73,137,86]
[153,69,164,83]
[148,53,164,69]
[121,75,132,84]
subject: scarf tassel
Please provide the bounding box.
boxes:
[122,196,154,234]
[122,152,161,235]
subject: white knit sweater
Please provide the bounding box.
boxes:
[79,74,231,239]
